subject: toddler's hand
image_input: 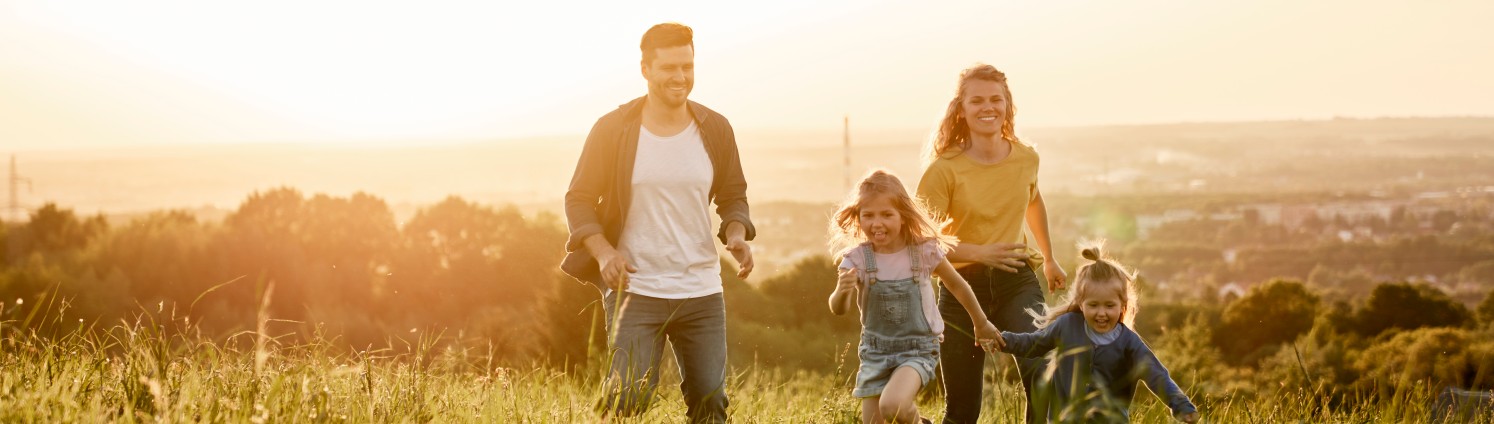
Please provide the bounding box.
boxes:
[1177,411,1199,423]
[974,322,1004,352]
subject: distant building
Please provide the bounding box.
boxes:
[1135,209,1200,239]
[1218,283,1245,304]
[1313,201,1396,223]
[1242,203,1285,225]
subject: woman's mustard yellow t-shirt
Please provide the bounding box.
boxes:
[916,142,1044,270]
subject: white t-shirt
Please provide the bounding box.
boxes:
[617,122,722,299]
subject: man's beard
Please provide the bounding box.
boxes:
[649,81,691,108]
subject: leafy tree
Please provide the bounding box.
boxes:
[215,187,313,321]
[0,223,9,264]
[91,211,211,308]
[1477,289,1494,327]
[1353,282,1471,337]
[1460,260,1494,284]
[1214,279,1319,364]
[752,255,847,332]
[1354,328,1494,396]
[10,203,107,258]
[391,196,565,359]
[540,277,607,372]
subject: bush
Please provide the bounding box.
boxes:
[1214,279,1319,365]
[1477,289,1494,327]
[1353,282,1471,337]
[1354,327,1494,397]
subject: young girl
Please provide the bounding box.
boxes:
[998,244,1200,423]
[828,170,1004,424]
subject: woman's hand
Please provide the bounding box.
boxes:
[1043,260,1067,293]
[978,242,1029,273]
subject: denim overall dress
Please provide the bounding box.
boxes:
[852,244,941,398]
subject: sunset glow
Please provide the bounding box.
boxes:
[4,0,1491,149]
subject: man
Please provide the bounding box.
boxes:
[561,22,754,423]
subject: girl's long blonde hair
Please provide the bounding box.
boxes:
[1032,241,1140,329]
[828,169,955,257]
[925,63,1023,164]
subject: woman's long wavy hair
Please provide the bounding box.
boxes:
[925,63,1021,163]
[828,169,955,258]
[1031,241,1140,329]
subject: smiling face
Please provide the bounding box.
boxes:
[1080,280,1126,333]
[641,45,694,108]
[959,79,1009,139]
[857,193,906,252]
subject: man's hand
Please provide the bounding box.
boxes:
[594,248,636,291]
[979,242,1029,273]
[583,234,635,290]
[724,221,753,279]
[726,238,753,279]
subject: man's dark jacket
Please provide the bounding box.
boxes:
[561,96,756,287]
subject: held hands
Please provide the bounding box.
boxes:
[980,243,1029,273]
[973,321,1004,353]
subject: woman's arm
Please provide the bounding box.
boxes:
[945,243,1031,273]
[1025,187,1066,292]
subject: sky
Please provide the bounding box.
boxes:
[3,0,1492,149]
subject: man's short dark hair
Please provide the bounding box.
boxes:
[640,23,693,65]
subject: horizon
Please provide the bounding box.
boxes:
[6,115,1492,220]
[9,114,1492,154]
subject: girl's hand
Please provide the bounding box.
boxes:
[973,321,1004,352]
[1177,411,1199,423]
[836,268,859,292]
[1043,261,1067,293]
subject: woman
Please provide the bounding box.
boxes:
[917,64,1067,424]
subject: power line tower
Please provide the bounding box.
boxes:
[843,115,851,192]
[8,154,33,222]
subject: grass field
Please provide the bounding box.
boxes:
[2,298,1491,423]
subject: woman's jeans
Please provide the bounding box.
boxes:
[939,265,1048,424]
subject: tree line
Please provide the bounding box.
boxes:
[2,188,1491,399]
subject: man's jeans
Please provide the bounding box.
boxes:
[598,290,729,423]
